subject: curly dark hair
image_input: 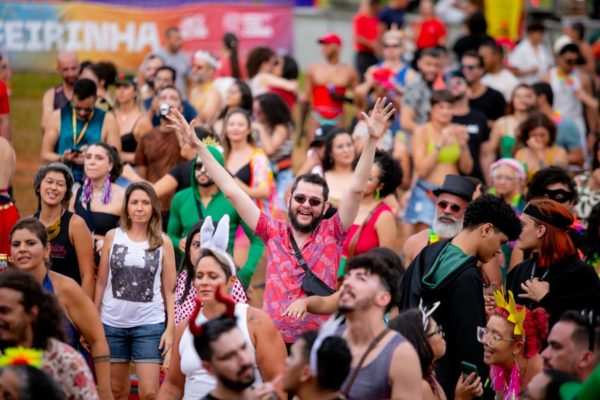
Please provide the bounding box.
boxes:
[254,93,292,128]
[526,166,577,203]
[463,193,522,241]
[374,150,403,197]
[518,111,557,147]
[0,269,66,350]
[87,143,123,182]
[245,46,275,79]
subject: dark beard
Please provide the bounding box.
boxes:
[217,368,255,392]
[289,210,324,233]
[197,179,215,188]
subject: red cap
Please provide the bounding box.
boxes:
[372,67,394,89]
[318,33,342,46]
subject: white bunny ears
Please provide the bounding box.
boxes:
[419,299,440,331]
[200,215,237,277]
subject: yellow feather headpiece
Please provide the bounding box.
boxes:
[0,347,44,368]
[201,136,220,148]
[493,290,526,337]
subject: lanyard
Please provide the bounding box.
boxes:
[72,106,94,147]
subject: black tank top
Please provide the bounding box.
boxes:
[34,211,81,284]
[234,163,252,186]
[53,85,70,110]
[120,116,142,154]
[74,187,120,236]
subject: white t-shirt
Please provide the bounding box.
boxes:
[508,38,554,85]
[481,69,520,101]
[101,228,165,328]
[179,303,262,400]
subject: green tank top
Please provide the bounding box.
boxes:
[499,135,517,158]
[425,124,461,164]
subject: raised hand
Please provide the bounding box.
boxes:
[165,108,203,150]
[361,97,395,141]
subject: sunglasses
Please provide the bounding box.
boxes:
[293,194,323,207]
[383,43,401,49]
[565,58,578,65]
[461,64,480,70]
[436,200,462,213]
[543,188,574,204]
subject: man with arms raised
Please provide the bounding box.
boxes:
[167,98,393,348]
[41,52,79,132]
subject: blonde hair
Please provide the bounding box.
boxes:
[121,182,163,251]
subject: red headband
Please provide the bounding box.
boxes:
[188,285,236,337]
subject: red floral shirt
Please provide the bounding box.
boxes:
[43,338,98,400]
[255,212,346,343]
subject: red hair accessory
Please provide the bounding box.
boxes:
[188,285,236,337]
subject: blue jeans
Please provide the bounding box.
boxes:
[103,322,165,363]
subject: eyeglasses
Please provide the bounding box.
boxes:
[542,188,574,204]
[383,43,401,49]
[293,194,323,207]
[476,326,517,348]
[427,325,445,338]
[436,200,462,213]
[461,64,480,70]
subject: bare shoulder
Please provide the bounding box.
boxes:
[161,233,173,247]
[247,306,270,325]
[49,270,82,297]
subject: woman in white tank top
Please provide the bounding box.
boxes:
[158,218,287,399]
[94,182,177,399]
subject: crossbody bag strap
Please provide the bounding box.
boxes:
[289,230,310,273]
[342,328,390,397]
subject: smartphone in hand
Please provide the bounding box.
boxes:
[460,361,479,384]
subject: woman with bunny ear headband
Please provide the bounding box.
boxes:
[174,218,247,326]
[158,217,287,400]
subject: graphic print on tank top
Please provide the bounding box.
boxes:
[110,244,160,302]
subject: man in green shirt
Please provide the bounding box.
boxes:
[167,145,264,288]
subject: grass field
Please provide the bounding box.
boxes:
[11,72,60,216]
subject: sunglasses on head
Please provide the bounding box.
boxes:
[293,194,323,207]
[436,200,462,213]
[543,188,574,204]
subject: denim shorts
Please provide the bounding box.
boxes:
[103,322,165,363]
[403,179,438,226]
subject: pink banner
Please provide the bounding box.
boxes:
[0,2,294,72]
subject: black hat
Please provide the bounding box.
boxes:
[432,175,476,202]
[309,125,336,147]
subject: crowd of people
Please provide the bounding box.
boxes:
[1,0,600,399]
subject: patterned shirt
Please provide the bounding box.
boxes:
[255,212,346,343]
[402,73,432,126]
[43,338,99,400]
[174,269,248,325]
